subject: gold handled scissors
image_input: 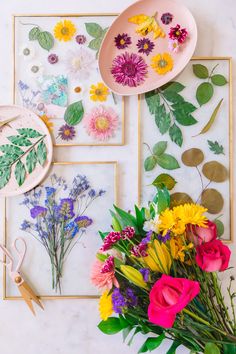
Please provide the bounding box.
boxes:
[0,237,44,315]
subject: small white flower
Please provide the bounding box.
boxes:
[143,214,160,233]
[168,39,180,53]
[27,62,44,77]
[19,44,35,60]
[71,83,87,101]
[65,47,96,81]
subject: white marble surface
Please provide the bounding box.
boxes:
[0,0,235,353]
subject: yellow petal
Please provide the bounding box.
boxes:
[120,265,148,290]
[128,14,150,25]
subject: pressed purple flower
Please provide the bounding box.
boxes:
[57,198,75,219]
[125,288,138,307]
[114,33,132,49]
[161,12,173,25]
[139,268,150,282]
[30,206,47,219]
[20,220,31,230]
[58,124,76,141]
[37,102,45,111]
[121,226,135,240]
[112,288,126,314]
[45,186,56,197]
[76,34,86,44]
[111,52,148,87]
[136,38,155,56]
[101,256,114,273]
[88,189,96,198]
[100,231,121,251]
[74,215,93,228]
[48,53,58,64]
[157,230,171,243]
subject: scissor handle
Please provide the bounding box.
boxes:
[0,244,14,272]
[12,237,27,273]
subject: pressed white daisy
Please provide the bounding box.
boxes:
[65,47,96,81]
[19,44,35,61]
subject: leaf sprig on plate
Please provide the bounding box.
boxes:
[0,128,47,189]
[145,81,197,147]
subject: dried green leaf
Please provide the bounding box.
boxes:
[194,99,223,136]
[202,161,228,182]
[182,148,204,167]
[85,22,103,38]
[153,141,167,156]
[174,111,197,126]
[144,155,157,171]
[158,113,171,134]
[152,173,177,190]
[201,189,224,214]
[196,82,214,106]
[7,135,32,147]
[37,31,54,51]
[0,167,11,189]
[214,219,224,237]
[170,192,193,208]
[169,123,183,147]
[211,74,227,86]
[162,91,184,103]
[37,140,47,166]
[156,154,180,170]
[207,140,224,155]
[193,64,209,79]
[145,90,160,114]
[29,27,40,41]
[88,37,103,51]
[160,81,185,93]
[17,128,42,138]
[64,101,84,126]
[26,148,37,174]
[172,102,197,114]
[15,160,26,186]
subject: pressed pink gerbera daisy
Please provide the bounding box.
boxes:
[111,52,148,87]
[84,105,119,141]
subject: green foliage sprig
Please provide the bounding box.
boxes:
[85,22,108,58]
[144,141,180,171]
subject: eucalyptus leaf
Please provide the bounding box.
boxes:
[144,155,157,171]
[37,140,47,166]
[152,173,177,190]
[0,145,23,157]
[17,128,42,138]
[169,124,183,147]
[29,27,41,41]
[37,31,54,51]
[85,22,103,38]
[26,148,37,173]
[196,82,214,106]
[15,160,26,186]
[7,135,32,147]
[156,154,180,170]
[145,90,160,114]
[211,74,227,86]
[0,167,11,189]
[64,101,84,126]
[193,64,209,79]
[153,141,167,156]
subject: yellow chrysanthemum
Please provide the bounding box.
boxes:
[173,203,208,228]
[151,53,174,75]
[99,290,113,321]
[90,82,109,102]
[54,20,76,42]
[170,237,194,263]
[143,240,172,274]
[40,114,54,132]
[158,209,177,235]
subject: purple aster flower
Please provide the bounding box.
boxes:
[157,231,171,243]
[114,33,132,49]
[48,53,58,64]
[112,288,126,314]
[111,52,148,87]
[141,231,153,245]
[30,206,47,219]
[140,268,150,282]
[20,220,31,231]
[126,288,138,307]
[76,34,86,44]
[58,124,76,141]
[74,215,93,228]
[57,198,75,219]
[136,38,155,56]
[161,12,173,25]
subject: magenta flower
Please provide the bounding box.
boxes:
[74,215,93,228]
[76,34,86,44]
[48,54,58,64]
[169,24,188,44]
[100,231,121,251]
[30,206,47,219]
[111,52,148,87]
[101,256,115,273]
[114,33,132,49]
[58,124,76,141]
[136,38,155,56]
[161,12,173,25]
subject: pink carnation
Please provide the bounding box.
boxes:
[90,258,119,290]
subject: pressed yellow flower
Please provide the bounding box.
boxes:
[90,82,109,102]
[170,237,194,263]
[173,204,208,228]
[54,20,76,42]
[129,13,165,39]
[99,290,113,321]
[151,53,174,75]
[40,114,54,132]
[143,240,172,274]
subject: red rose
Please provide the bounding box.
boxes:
[148,274,200,328]
[187,220,217,246]
[196,239,231,272]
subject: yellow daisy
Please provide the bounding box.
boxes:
[173,203,208,228]
[99,290,113,321]
[40,114,54,132]
[54,20,76,42]
[90,82,109,102]
[170,237,194,263]
[158,209,176,235]
[151,53,174,75]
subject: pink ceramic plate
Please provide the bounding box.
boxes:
[0,105,53,197]
[99,0,197,95]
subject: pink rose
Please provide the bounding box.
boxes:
[148,275,200,328]
[196,239,231,272]
[187,220,217,246]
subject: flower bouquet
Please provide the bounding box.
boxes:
[91,185,236,354]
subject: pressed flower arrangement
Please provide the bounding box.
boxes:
[91,185,236,354]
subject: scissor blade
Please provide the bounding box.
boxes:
[18,285,36,316]
[19,282,44,311]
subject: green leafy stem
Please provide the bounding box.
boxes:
[145,81,198,147]
[20,21,54,51]
[144,141,180,172]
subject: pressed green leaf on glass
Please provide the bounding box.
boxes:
[153,141,167,156]
[169,124,183,147]
[196,82,214,106]
[156,153,180,170]
[85,23,103,38]
[64,101,84,126]
[144,155,157,171]
[193,64,209,79]
[37,31,54,51]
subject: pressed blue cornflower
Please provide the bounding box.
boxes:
[45,187,56,197]
[112,288,126,314]
[30,206,47,219]
[139,268,150,282]
[20,220,31,231]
